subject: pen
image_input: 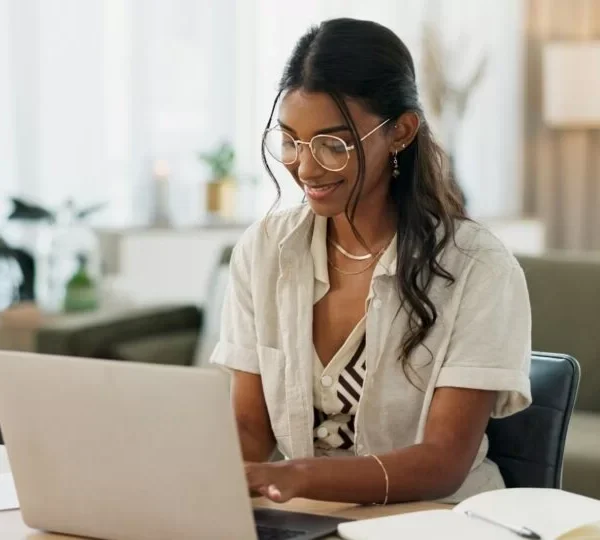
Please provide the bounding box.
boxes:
[464,510,542,539]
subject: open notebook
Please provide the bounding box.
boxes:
[337,488,600,540]
[0,473,19,511]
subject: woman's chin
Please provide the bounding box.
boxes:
[304,184,347,217]
[306,199,347,217]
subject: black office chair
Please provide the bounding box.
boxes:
[486,352,580,489]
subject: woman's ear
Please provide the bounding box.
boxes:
[389,111,420,153]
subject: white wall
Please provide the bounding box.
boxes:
[438,0,525,219]
[128,0,237,225]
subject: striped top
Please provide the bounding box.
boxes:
[310,216,373,457]
[313,318,367,456]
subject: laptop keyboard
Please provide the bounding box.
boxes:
[256,524,307,539]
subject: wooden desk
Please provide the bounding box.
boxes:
[0,498,450,539]
[255,497,450,520]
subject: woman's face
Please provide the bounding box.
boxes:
[277,90,395,217]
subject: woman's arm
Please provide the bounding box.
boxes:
[231,369,276,463]
[246,387,496,503]
[208,231,276,462]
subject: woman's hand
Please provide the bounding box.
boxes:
[245,461,308,503]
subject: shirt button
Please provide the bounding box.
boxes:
[321,375,333,388]
[317,427,329,439]
[372,298,383,309]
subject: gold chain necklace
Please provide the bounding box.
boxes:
[328,238,373,260]
[327,243,389,276]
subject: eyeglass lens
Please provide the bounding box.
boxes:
[264,128,350,171]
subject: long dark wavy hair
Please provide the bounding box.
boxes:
[261,18,467,372]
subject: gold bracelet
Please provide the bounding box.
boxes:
[367,454,389,505]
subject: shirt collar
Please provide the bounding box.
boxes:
[373,235,397,279]
[280,205,399,280]
[277,205,312,250]
[312,214,397,281]
[311,215,330,286]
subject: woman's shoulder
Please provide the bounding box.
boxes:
[448,218,522,276]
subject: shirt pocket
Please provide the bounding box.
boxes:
[257,345,290,437]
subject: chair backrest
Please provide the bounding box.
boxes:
[486,352,580,489]
[193,245,234,367]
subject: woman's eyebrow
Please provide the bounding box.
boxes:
[277,121,350,136]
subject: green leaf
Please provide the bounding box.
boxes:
[198,141,235,180]
[7,197,56,222]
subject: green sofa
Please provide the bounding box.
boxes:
[33,249,600,499]
[35,304,203,366]
[516,252,600,499]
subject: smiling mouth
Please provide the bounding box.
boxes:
[302,179,344,201]
[303,180,344,191]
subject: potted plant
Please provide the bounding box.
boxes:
[5,197,106,313]
[198,141,236,218]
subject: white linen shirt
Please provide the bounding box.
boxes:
[311,213,393,456]
[210,204,532,503]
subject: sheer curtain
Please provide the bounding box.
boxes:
[0,0,235,227]
[1,0,126,224]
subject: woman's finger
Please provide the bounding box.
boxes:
[267,484,284,502]
[258,485,271,497]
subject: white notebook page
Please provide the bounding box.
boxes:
[454,488,600,539]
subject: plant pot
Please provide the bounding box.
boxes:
[206,177,237,219]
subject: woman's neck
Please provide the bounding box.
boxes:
[328,204,396,255]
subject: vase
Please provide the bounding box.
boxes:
[35,222,102,314]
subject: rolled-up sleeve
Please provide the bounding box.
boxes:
[436,257,532,418]
[209,230,259,374]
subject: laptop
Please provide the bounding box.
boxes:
[0,350,349,539]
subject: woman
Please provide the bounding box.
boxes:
[210,18,532,506]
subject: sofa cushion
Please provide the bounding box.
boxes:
[36,304,202,360]
[563,411,600,499]
[112,330,199,366]
[517,253,600,412]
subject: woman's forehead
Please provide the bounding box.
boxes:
[278,90,371,136]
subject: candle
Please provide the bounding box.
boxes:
[152,160,170,226]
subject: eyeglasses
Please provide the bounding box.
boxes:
[263,118,390,172]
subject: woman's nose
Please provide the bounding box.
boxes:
[296,143,325,179]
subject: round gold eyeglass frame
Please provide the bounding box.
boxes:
[263,117,391,172]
